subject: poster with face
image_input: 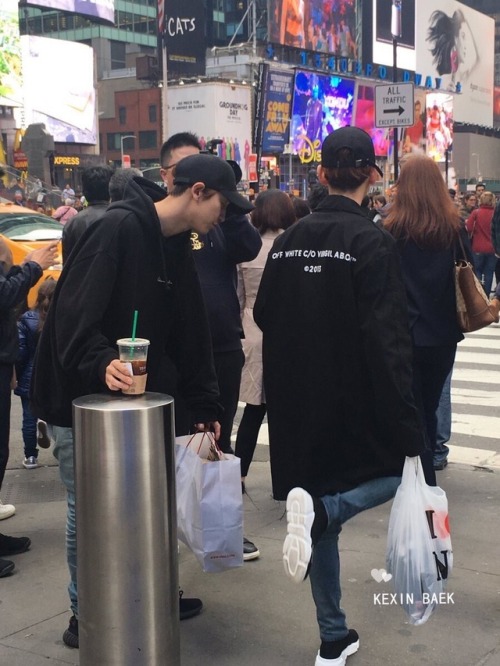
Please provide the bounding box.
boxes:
[416,0,494,126]
[425,92,453,163]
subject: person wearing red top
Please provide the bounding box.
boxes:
[466,191,497,295]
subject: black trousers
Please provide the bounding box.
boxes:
[0,363,13,491]
[174,348,244,454]
[412,344,457,487]
[235,403,267,477]
[214,349,245,454]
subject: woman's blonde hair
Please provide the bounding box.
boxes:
[480,191,495,207]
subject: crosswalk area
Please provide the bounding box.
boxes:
[233,323,500,471]
[449,322,500,469]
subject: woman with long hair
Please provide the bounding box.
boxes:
[384,155,465,485]
[235,189,297,490]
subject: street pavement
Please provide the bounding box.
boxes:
[1,325,500,665]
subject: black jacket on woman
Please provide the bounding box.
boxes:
[31,177,221,428]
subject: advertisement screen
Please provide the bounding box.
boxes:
[268,0,357,58]
[372,0,416,71]
[0,0,22,106]
[354,84,390,157]
[167,83,253,181]
[401,89,427,154]
[23,0,115,25]
[416,0,494,126]
[290,70,355,161]
[425,92,453,163]
[21,36,96,144]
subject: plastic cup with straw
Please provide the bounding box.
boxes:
[116,311,150,395]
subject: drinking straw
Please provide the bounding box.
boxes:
[131,310,138,342]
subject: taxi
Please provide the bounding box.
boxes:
[0,202,63,306]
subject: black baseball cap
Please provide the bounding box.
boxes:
[321,126,383,177]
[173,154,254,213]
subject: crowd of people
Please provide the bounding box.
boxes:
[1,129,500,666]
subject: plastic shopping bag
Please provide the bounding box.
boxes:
[386,456,453,625]
[175,433,243,573]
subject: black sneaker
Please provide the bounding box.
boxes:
[0,534,31,558]
[433,459,448,471]
[316,629,360,665]
[62,615,79,649]
[37,420,51,449]
[0,558,14,578]
[179,589,203,620]
[243,537,260,561]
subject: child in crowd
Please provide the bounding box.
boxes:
[15,278,56,469]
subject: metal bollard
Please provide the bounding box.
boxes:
[73,392,180,666]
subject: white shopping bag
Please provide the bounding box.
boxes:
[175,433,243,573]
[386,456,453,625]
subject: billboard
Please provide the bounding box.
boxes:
[23,0,115,25]
[167,83,253,180]
[254,65,294,155]
[21,36,96,144]
[0,0,22,107]
[354,83,390,157]
[416,0,494,126]
[425,92,453,163]
[164,0,206,77]
[290,70,355,162]
[372,0,417,71]
[268,0,357,58]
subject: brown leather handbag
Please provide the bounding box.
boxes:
[455,235,499,332]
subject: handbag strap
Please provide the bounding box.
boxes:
[455,232,468,262]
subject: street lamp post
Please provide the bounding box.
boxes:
[120,135,136,167]
[471,152,480,181]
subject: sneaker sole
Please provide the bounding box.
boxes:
[0,507,16,521]
[62,630,79,649]
[283,487,315,583]
[243,548,260,561]
[23,463,39,470]
[0,561,15,578]
[314,639,360,666]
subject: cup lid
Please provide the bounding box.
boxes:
[116,338,150,346]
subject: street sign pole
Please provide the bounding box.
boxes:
[391,1,402,182]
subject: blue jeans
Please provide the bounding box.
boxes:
[434,370,452,465]
[309,476,401,642]
[50,425,78,618]
[473,252,497,295]
[20,396,38,459]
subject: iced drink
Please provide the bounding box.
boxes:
[116,338,150,395]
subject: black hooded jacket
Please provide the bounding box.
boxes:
[31,177,221,427]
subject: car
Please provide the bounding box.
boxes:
[0,202,63,306]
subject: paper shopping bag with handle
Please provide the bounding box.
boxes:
[175,433,243,573]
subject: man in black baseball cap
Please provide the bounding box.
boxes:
[173,153,254,215]
[320,126,383,176]
[254,125,425,665]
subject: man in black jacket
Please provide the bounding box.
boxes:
[31,154,253,647]
[0,236,57,577]
[160,132,262,561]
[62,166,113,262]
[254,127,426,666]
